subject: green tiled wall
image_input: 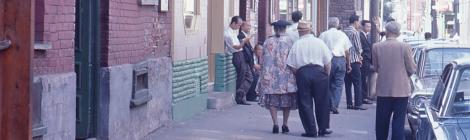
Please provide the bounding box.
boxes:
[213,53,236,92]
[172,57,208,121]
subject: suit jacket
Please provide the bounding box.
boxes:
[372,38,417,97]
[237,32,255,69]
[360,32,372,64]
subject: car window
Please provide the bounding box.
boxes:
[451,68,470,116]
[431,64,453,111]
[424,48,470,77]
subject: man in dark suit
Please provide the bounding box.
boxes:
[359,20,373,104]
[238,22,258,102]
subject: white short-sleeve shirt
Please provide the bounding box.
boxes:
[287,34,333,69]
[224,27,242,54]
[319,28,352,57]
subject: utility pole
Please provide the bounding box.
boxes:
[370,0,380,43]
[431,0,438,38]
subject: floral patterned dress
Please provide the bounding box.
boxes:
[257,34,297,110]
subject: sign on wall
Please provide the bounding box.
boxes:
[141,0,159,6]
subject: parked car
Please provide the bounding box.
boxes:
[408,44,470,134]
[409,40,453,63]
[416,57,470,140]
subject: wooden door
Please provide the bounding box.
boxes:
[0,0,34,139]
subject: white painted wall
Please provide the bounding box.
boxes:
[172,0,209,61]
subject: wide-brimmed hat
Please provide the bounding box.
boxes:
[271,20,292,28]
[297,21,312,32]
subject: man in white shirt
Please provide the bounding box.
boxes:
[224,16,253,105]
[287,21,333,137]
[286,11,302,41]
[319,17,351,114]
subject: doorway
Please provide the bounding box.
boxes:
[75,0,100,139]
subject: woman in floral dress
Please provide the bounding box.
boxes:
[257,20,297,134]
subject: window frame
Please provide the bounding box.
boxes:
[446,66,470,117]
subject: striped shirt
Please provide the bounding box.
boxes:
[343,26,362,63]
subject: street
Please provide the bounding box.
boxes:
[145,96,412,140]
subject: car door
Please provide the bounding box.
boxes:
[0,0,34,139]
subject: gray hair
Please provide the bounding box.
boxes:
[328,17,340,29]
[385,21,401,35]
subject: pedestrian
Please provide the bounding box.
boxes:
[224,16,253,105]
[424,32,432,40]
[253,43,263,75]
[343,14,367,110]
[287,11,302,41]
[287,21,333,137]
[359,20,374,104]
[319,17,351,114]
[238,21,258,102]
[257,20,297,134]
[372,21,417,140]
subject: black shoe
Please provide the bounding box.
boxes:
[247,99,259,102]
[363,100,373,104]
[318,129,333,136]
[331,107,339,114]
[238,102,251,105]
[347,105,354,109]
[354,106,367,110]
[281,125,289,133]
[301,133,318,137]
[272,125,279,134]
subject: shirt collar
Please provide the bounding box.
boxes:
[328,28,338,31]
[386,37,397,40]
[300,34,314,39]
[242,31,249,36]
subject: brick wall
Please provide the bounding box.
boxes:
[329,0,357,27]
[102,0,171,67]
[33,0,75,75]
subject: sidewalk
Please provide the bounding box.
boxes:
[144,100,379,140]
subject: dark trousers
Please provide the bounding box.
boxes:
[361,62,371,100]
[232,52,253,104]
[246,71,259,101]
[296,65,330,134]
[375,97,408,140]
[345,62,363,106]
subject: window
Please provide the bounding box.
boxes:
[131,66,152,108]
[430,64,453,111]
[424,48,470,77]
[305,0,311,21]
[184,0,199,31]
[450,68,470,116]
[279,0,288,20]
[270,0,276,22]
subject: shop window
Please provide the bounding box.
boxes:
[280,0,288,20]
[184,0,200,32]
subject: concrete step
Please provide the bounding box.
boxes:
[207,92,235,110]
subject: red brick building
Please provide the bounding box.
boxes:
[32,0,173,139]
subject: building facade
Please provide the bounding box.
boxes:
[31,0,330,139]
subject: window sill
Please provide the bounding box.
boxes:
[32,124,47,138]
[34,43,52,51]
[130,89,152,108]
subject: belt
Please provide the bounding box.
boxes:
[298,64,322,71]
